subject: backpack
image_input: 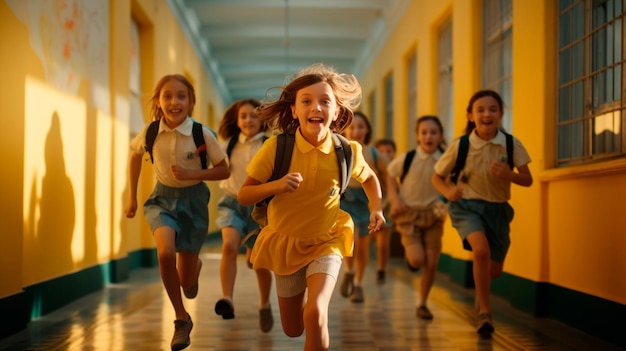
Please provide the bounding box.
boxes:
[399,145,445,183]
[449,131,514,184]
[225,132,269,158]
[251,133,353,227]
[145,119,207,169]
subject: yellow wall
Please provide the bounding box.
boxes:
[359,0,626,306]
[0,0,225,299]
[3,0,625,312]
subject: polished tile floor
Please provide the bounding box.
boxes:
[1,242,622,351]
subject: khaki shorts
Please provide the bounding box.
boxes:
[392,208,444,252]
[274,254,343,298]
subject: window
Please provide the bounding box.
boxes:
[483,0,513,132]
[557,0,625,165]
[384,73,394,139]
[438,18,454,142]
[407,49,418,149]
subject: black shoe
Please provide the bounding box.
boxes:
[376,270,385,284]
[171,314,192,351]
[407,261,420,272]
[340,272,354,297]
[215,298,235,319]
[477,313,494,336]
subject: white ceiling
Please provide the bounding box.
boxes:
[167,0,411,104]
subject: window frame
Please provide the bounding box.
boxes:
[556,0,626,166]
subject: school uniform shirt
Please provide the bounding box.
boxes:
[247,128,374,275]
[130,116,226,188]
[387,146,442,209]
[219,132,266,197]
[434,130,531,203]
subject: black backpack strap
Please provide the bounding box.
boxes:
[192,122,208,169]
[226,133,239,158]
[450,134,470,185]
[400,149,416,183]
[504,131,514,169]
[257,133,295,206]
[332,133,353,194]
[144,120,160,163]
[270,133,295,182]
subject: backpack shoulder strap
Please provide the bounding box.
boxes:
[400,149,416,183]
[332,133,353,194]
[270,133,295,182]
[192,122,208,169]
[450,134,470,185]
[503,131,514,169]
[226,133,239,159]
[144,120,160,163]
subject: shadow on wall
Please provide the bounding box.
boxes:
[23,111,102,317]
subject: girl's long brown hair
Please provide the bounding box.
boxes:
[256,63,362,134]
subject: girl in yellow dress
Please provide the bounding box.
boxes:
[238,63,385,351]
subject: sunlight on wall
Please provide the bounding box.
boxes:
[113,94,131,257]
[96,109,112,260]
[23,76,86,283]
[168,45,177,64]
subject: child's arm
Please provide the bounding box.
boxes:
[170,159,230,181]
[490,162,533,187]
[361,174,385,233]
[432,173,463,202]
[125,152,143,218]
[385,172,407,216]
[237,172,303,206]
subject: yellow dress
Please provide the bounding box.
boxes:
[247,129,374,275]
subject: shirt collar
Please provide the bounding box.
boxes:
[159,116,194,136]
[295,128,333,154]
[469,129,507,148]
[238,131,266,143]
[416,145,442,160]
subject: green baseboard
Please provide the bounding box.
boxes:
[439,253,626,348]
[128,247,158,269]
[438,254,474,288]
[24,265,106,318]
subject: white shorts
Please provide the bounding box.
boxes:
[274,254,343,297]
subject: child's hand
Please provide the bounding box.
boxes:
[125,200,137,218]
[279,172,303,193]
[170,164,190,180]
[445,186,463,202]
[368,210,386,233]
[490,160,512,179]
[389,197,407,217]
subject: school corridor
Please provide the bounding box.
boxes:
[0,238,621,351]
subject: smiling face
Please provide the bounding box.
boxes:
[467,95,503,140]
[156,79,191,129]
[291,82,339,146]
[346,113,370,145]
[236,103,262,138]
[416,119,443,154]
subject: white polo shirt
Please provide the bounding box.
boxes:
[130,117,226,188]
[434,130,531,203]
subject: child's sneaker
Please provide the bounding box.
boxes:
[215,298,235,319]
[171,314,193,351]
[376,270,385,284]
[350,285,364,303]
[340,272,354,297]
[476,313,494,336]
[259,303,274,333]
[416,305,433,320]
